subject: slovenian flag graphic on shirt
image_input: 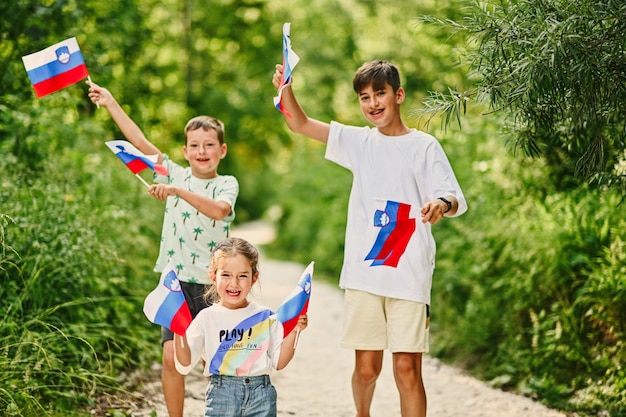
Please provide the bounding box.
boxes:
[143,260,192,335]
[209,309,276,376]
[276,261,313,338]
[365,200,416,268]
[22,37,89,98]
[105,140,169,176]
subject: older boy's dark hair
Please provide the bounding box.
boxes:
[353,60,402,94]
[184,115,225,145]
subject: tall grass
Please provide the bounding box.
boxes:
[0,142,163,415]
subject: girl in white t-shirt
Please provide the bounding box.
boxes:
[174,237,308,417]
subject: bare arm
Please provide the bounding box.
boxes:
[87,81,163,163]
[276,314,308,370]
[173,334,191,366]
[148,184,233,220]
[272,65,330,143]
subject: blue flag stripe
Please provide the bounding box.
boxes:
[153,291,186,328]
[26,50,86,85]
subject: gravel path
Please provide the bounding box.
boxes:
[134,222,567,417]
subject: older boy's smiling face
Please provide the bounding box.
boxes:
[184,128,227,179]
[358,82,406,135]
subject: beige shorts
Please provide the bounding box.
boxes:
[341,288,429,353]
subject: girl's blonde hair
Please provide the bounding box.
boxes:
[204,237,259,303]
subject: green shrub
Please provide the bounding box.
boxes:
[0,147,162,415]
[432,180,626,416]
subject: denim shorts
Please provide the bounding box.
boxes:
[204,374,277,417]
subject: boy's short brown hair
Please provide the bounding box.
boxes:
[184,116,225,145]
[353,60,402,94]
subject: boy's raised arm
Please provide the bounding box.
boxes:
[87,81,163,161]
[272,64,330,144]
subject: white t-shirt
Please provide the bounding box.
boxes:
[325,121,467,304]
[153,156,239,284]
[175,302,284,377]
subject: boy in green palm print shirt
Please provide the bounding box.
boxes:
[88,81,238,417]
[155,159,237,284]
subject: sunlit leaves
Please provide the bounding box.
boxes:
[418,0,626,191]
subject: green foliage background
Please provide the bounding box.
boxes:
[0,0,624,416]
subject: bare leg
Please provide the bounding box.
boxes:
[352,350,384,417]
[162,340,185,417]
[392,352,426,417]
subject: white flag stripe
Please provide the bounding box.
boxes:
[105,140,159,163]
[22,37,81,71]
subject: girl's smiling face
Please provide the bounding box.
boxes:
[212,253,258,309]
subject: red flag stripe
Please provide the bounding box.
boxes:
[125,158,150,175]
[32,64,89,98]
[169,304,193,336]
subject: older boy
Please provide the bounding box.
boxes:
[88,82,238,417]
[272,60,467,417]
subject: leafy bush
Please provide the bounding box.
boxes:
[0,144,162,415]
[431,164,626,415]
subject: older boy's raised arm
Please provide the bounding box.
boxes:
[272,64,330,144]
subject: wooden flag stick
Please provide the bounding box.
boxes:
[135,173,150,188]
[293,326,301,349]
[87,75,99,108]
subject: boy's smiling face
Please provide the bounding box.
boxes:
[358,82,406,135]
[183,128,227,179]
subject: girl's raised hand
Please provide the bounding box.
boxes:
[297,314,308,331]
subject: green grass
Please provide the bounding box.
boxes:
[0,143,162,415]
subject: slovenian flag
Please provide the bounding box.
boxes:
[143,260,193,335]
[276,261,313,339]
[22,37,90,98]
[273,22,300,118]
[105,140,169,177]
